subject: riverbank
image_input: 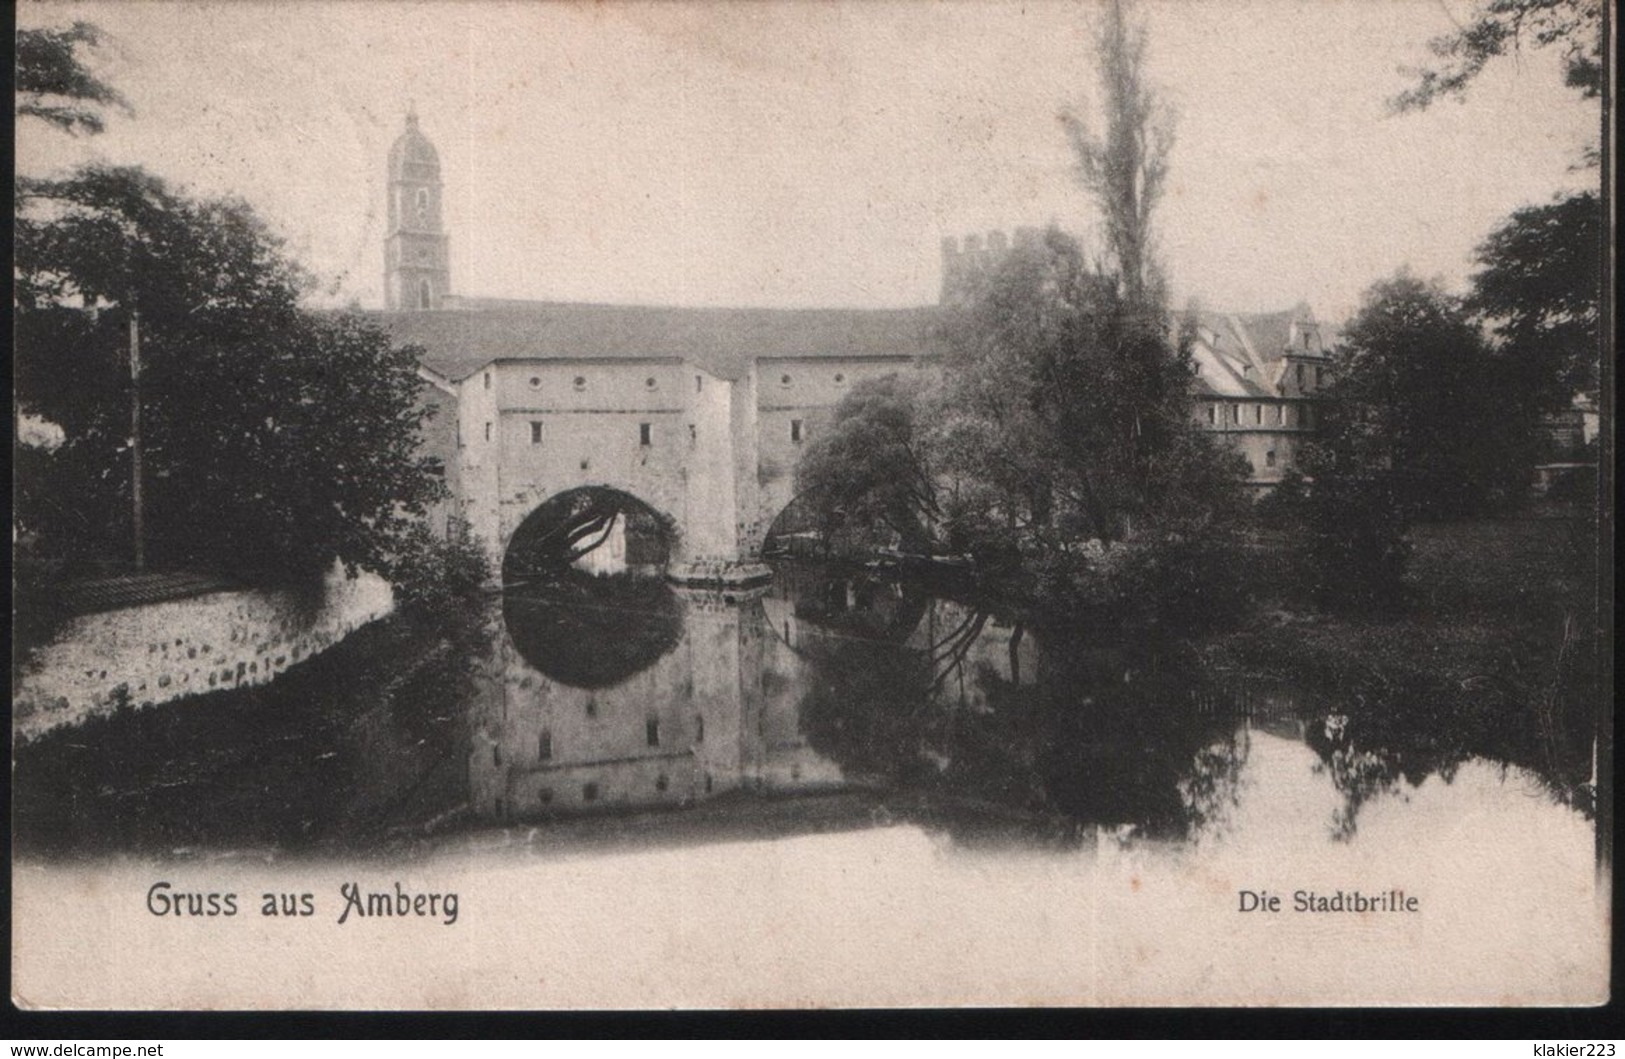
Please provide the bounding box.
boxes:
[1203,514,1602,807]
[12,607,482,859]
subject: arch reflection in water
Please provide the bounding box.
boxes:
[474,574,847,823]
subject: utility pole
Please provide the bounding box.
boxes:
[130,307,144,570]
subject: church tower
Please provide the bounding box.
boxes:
[384,108,450,311]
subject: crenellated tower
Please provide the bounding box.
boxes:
[384,108,450,311]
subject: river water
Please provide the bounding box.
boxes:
[10,562,1608,1006]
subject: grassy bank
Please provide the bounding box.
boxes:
[1206,514,1603,808]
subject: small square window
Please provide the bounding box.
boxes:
[656,774,669,792]
[781,374,792,386]
[582,782,599,802]
[537,787,552,804]
[639,422,652,446]
[790,419,804,443]
[530,421,543,445]
[1266,450,1277,468]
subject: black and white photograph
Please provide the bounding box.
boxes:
[11,0,1610,1008]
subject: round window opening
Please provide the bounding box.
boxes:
[781,374,791,385]
[573,376,586,389]
[835,373,845,383]
[528,376,542,389]
[645,377,657,389]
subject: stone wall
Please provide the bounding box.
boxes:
[13,566,394,743]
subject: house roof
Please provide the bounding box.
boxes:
[365,301,943,382]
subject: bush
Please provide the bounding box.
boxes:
[385,523,490,622]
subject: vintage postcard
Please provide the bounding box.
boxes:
[12,0,1609,1009]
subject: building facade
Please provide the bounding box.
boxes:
[372,118,1329,581]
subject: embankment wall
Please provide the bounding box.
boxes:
[14,567,393,742]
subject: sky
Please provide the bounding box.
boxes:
[17,0,1602,320]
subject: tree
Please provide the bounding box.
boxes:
[1391,0,1603,113]
[1469,190,1603,408]
[14,165,445,581]
[1059,0,1173,306]
[16,22,131,135]
[1321,273,1533,518]
[793,374,940,554]
[934,228,1244,551]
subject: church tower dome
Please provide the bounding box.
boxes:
[384,107,450,311]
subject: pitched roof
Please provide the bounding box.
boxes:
[365,301,943,382]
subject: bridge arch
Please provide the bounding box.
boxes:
[502,485,678,583]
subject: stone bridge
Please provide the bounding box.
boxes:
[375,302,941,585]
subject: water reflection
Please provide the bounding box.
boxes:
[10,561,1596,863]
[483,561,1596,854]
[484,565,1247,846]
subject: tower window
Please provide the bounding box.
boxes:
[639,422,652,446]
[483,371,491,390]
[538,730,552,761]
[582,782,599,802]
[695,375,703,393]
[419,279,432,310]
[688,423,697,444]
[483,422,492,442]
[1266,450,1277,468]
[1316,367,1325,387]
[530,421,543,445]
[415,187,430,220]
[1255,404,1263,425]
[1296,364,1306,389]
[1206,405,1216,425]
[646,716,660,747]
[492,744,501,766]
[790,419,804,443]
